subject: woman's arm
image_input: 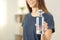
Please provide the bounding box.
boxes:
[43,29,52,40]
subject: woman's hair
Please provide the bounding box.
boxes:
[26,0,48,13]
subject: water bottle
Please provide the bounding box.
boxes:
[36,9,44,34]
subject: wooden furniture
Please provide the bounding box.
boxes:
[15,14,26,40]
[15,14,25,23]
[15,34,23,40]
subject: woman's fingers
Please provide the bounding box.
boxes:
[43,21,48,31]
[35,21,48,31]
[35,24,42,31]
[43,22,48,26]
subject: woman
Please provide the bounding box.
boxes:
[22,0,55,40]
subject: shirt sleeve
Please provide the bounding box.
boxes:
[47,14,55,33]
[22,14,28,40]
[22,14,28,27]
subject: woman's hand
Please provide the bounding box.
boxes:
[35,21,52,40]
[35,21,48,32]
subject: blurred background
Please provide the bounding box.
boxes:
[0,0,60,40]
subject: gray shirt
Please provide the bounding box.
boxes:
[22,12,55,40]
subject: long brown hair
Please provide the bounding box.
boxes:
[26,0,48,13]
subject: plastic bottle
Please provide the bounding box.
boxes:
[36,9,44,34]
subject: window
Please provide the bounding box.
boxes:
[0,0,7,28]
